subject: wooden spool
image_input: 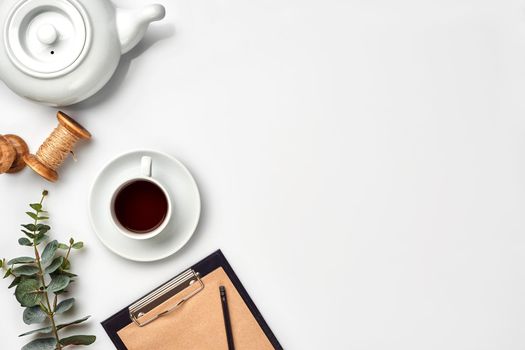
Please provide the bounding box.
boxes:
[24,111,91,182]
[0,134,29,174]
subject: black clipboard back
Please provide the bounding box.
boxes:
[101,250,283,349]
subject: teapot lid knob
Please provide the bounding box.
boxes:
[37,24,58,45]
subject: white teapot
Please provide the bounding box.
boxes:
[0,0,166,106]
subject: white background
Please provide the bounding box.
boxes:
[1,0,525,348]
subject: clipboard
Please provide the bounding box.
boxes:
[101,250,283,349]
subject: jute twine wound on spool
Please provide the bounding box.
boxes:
[24,111,91,182]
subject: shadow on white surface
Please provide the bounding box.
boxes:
[72,24,175,111]
[154,162,209,265]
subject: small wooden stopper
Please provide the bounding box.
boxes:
[0,135,15,173]
[0,134,29,174]
[23,111,91,183]
[4,135,29,173]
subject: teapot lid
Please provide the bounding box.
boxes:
[4,0,92,78]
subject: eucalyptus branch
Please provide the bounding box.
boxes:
[1,191,95,350]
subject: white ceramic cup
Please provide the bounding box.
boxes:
[110,156,172,240]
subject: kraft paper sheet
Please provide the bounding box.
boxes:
[117,267,274,350]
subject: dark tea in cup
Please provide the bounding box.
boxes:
[113,179,169,233]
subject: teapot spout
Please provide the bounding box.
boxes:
[116,4,166,54]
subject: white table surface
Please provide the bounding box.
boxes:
[1,0,525,348]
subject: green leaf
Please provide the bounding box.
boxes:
[38,216,49,220]
[44,256,63,274]
[26,212,39,220]
[8,276,21,288]
[19,325,53,337]
[0,259,3,268]
[61,259,71,270]
[72,242,84,249]
[56,315,91,331]
[57,270,77,278]
[36,224,50,234]
[12,265,39,277]
[58,243,69,250]
[59,335,96,346]
[23,306,47,325]
[3,267,12,278]
[21,318,90,339]
[21,224,37,231]
[22,230,35,238]
[69,237,75,245]
[34,234,47,245]
[18,238,33,246]
[15,279,43,307]
[41,240,58,263]
[47,275,70,293]
[21,337,56,350]
[7,257,35,265]
[30,203,42,211]
[55,298,75,314]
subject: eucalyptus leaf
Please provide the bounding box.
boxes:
[44,256,63,274]
[36,224,50,234]
[23,306,47,325]
[21,337,56,350]
[12,265,39,277]
[19,325,53,337]
[41,240,58,263]
[8,257,35,265]
[3,267,12,278]
[22,230,35,238]
[26,212,39,220]
[56,315,91,330]
[15,279,43,307]
[59,335,96,346]
[57,270,77,278]
[72,242,84,249]
[0,259,3,268]
[47,275,70,293]
[8,276,21,289]
[55,298,75,314]
[18,238,33,246]
[35,234,47,245]
[21,224,36,232]
[30,203,42,211]
[58,243,69,250]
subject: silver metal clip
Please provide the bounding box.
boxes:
[129,269,205,327]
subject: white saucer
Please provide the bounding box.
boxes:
[89,150,201,262]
